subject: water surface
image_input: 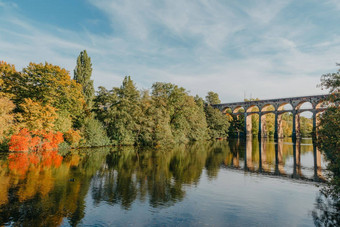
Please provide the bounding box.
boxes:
[0,138,327,226]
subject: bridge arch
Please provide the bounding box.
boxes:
[278,102,293,111]
[261,103,276,112]
[233,106,245,114]
[316,100,330,109]
[246,105,259,113]
[222,107,233,114]
[295,100,313,110]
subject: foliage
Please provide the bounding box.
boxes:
[95,79,215,146]
[74,50,95,110]
[319,63,340,97]
[2,62,85,126]
[1,57,231,149]
[0,96,16,143]
[151,82,208,143]
[64,129,82,148]
[313,64,340,226]
[205,91,221,105]
[137,90,174,147]
[204,105,229,139]
[9,128,64,152]
[17,98,57,131]
[82,117,110,147]
[95,76,141,145]
[53,110,73,133]
[0,61,17,98]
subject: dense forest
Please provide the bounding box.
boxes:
[0,50,314,151]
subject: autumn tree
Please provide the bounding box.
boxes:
[0,61,17,99]
[17,98,57,131]
[2,62,85,128]
[0,96,16,146]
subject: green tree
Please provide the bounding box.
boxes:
[74,50,95,110]
[95,76,141,145]
[82,117,110,147]
[318,65,340,189]
[204,105,229,139]
[152,82,208,143]
[313,64,340,226]
[206,91,221,105]
[137,90,174,147]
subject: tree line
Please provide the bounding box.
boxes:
[0,50,327,151]
[0,50,230,150]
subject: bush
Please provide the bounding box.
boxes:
[82,117,111,147]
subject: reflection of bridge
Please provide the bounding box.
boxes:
[212,95,329,139]
[224,138,325,182]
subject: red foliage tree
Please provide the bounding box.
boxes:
[9,128,64,152]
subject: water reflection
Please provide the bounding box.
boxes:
[0,138,326,226]
[233,137,325,182]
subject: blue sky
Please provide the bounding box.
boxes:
[0,0,339,102]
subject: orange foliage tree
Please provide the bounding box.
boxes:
[9,128,64,152]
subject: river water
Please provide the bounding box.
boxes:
[0,138,327,226]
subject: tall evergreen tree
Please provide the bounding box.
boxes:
[74,50,95,109]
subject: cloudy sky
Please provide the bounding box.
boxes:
[0,0,339,102]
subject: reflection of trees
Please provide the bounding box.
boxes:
[0,139,325,226]
[0,148,110,226]
[312,191,340,226]
[91,142,229,210]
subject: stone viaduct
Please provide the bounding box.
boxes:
[212,94,330,139]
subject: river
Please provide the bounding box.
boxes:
[0,138,327,226]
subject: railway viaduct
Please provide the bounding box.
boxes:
[212,94,330,139]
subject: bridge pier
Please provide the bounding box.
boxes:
[258,112,262,139]
[292,110,297,141]
[244,113,253,137]
[312,110,319,140]
[274,112,278,140]
[296,113,301,139]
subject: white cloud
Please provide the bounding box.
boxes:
[241,0,291,24]
[0,0,339,103]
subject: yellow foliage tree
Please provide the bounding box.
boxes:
[0,61,17,99]
[17,98,57,131]
[2,62,85,125]
[0,96,16,143]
